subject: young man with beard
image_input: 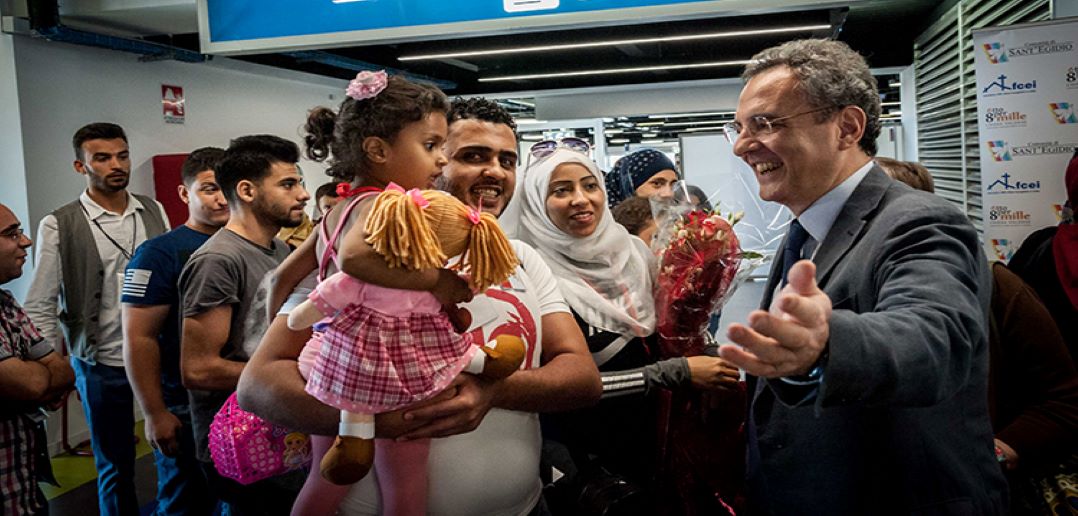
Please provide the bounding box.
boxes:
[25,122,169,516]
[0,202,75,516]
[179,135,309,512]
[122,147,228,515]
[238,98,600,515]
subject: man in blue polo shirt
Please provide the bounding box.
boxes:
[121,147,228,515]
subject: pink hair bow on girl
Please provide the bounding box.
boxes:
[346,70,388,101]
[386,182,430,209]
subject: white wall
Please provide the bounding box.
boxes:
[10,35,346,454]
[14,36,344,235]
[0,33,32,300]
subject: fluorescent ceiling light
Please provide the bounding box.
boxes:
[641,139,666,144]
[881,101,900,106]
[609,138,630,144]
[634,119,734,128]
[685,125,728,132]
[480,60,750,82]
[649,111,735,119]
[399,25,829,61]
[635,121,664,127]
[514,118,548,124]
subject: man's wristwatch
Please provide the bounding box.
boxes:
[779,347,828,386]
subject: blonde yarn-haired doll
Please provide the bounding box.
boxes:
[287,184,522,515]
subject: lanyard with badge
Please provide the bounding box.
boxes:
[80,202,136,261]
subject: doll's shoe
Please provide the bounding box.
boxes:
[480,335,526,379]
[320,435,374,485]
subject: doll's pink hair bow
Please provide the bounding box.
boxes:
[386,182,429,209]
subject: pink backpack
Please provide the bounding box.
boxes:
[208,392,311,485]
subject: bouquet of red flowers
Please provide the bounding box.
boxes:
[648,196,761,515]
[653,208,759,358]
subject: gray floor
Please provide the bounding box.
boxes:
[49,453,159,516]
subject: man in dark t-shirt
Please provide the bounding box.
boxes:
[121,147,227,515]
[178,135,308,513]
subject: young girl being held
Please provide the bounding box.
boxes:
[285,72,522,516]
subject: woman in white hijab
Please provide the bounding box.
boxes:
[508,143,739,513]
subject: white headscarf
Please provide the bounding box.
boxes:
[510,148,655,337]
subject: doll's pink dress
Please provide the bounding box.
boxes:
[304,270,479,413]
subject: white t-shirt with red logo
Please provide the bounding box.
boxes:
[339,240,568,516]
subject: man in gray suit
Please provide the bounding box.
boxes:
[718,39,1007,514]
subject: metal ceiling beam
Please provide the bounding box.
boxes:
[284,50,457,91]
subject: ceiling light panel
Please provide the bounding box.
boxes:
[479,60,750,82]
[398,24,830,61]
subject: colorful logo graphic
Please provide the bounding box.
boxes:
[982,42,1007,64]
[982,74,1038,97]
[986,140,1012,161]
[985,172,1041,194]
[1050,103,1077,124]
[1053,203,1066,221]
[991,239,1014,262]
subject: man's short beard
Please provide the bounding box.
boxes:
[253,197,302,228]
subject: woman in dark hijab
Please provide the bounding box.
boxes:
[604,148,680,209]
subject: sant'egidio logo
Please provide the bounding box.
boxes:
[988,140,1076,159]
[985,39,1074,63]
[982,42,1008,64]
[986,140,1012,161]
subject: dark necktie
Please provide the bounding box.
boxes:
[782,219,809,287]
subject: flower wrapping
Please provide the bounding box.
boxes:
[653,208,755,358]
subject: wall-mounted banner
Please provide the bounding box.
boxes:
[162,84,185,124]
[973,18,1077,263]
[196,0,831,55]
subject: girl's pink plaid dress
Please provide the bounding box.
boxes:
[304,271,480,413]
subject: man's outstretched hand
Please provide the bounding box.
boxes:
[720,260,831,378]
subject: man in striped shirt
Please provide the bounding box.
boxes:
[0,202,74,515]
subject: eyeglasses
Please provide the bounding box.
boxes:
[528,137,591,159]
[722,106,836,144]
[1,227,26,241]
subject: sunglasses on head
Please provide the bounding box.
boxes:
[528,137,592,159]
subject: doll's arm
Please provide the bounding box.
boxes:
[286,271,358,330]
[287,301,326,330]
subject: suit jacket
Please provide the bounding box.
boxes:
[746,167,1007,515]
